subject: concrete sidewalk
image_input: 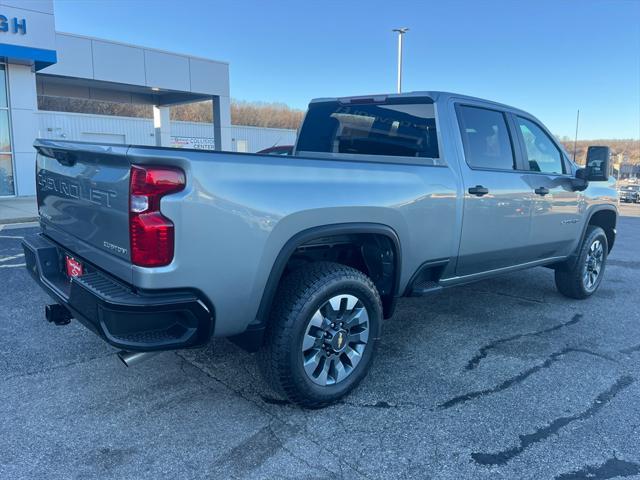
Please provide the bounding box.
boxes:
[0,197,38,224]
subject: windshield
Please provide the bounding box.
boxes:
[297,98,439,159]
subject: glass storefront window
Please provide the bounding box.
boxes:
[0,111,11,152]
[0,66,6,109]
[0,154,14,196]
[0,63,14,196]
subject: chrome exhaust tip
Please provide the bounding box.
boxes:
[117,350,160,367]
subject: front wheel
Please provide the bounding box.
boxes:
[555,225,608,299]
[259,262,382,408]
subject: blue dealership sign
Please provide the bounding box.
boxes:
[0,15,27,35]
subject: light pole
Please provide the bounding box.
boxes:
[392,27,409,93]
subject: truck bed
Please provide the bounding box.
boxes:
[33,138,459,337]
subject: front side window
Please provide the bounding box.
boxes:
[457,105,515,170]
[517,117,564,174]
[296,100,439,159]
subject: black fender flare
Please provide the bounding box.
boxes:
[230,223,402,352]
[554,205,618,272]
[580,205,618,250]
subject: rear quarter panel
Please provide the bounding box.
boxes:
[126,147,459,336]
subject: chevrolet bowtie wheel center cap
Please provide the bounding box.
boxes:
[301,294,370,386]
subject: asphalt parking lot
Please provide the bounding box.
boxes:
[1,206,639,480]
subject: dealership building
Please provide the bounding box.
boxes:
[0,0,295,197]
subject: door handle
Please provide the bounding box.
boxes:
[534,187,550,196]
[468,185,489,197]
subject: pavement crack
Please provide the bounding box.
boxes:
[265,421,336,477]
[1,352,113,384]
[620,343,640,355]
[554,457,640,479]
[567,347,619,364]
[469,288,546,304]
[440,346,615,410]
[340,399,428,410]
[175,352,369,479]
[466,313,583,370]
[471,375,635,466]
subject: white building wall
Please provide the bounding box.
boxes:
[36,111,297,153]
[1,0,237,196]
[8,64,39,195]
[229,125,297,152]
[0,1,56,50]
[42,33,230,98]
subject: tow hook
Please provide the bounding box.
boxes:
[45,304,72,326]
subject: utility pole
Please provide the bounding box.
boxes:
[392,28,409,93]
[573,109,580,163]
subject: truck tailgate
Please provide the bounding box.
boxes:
[34,140,132,264]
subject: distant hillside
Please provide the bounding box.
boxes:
[558,139,639,165]
[38,96,304,130]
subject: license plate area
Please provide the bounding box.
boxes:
[65,256,84,278]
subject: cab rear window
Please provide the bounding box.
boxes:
[297,99,439,159]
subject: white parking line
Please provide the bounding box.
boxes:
[4,221,39,229]
[0,253,24,263]
[0,263,25,268]
[0,235,24,239]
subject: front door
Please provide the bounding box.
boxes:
[454,104,534,277]
[513,116,581,259]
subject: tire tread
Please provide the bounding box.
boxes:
[259,261,381,408]
[555,225,607,299]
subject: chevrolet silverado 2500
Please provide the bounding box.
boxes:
[24,92,618,407]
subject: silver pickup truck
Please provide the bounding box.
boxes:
[24,91,618,407]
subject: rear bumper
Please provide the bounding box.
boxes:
[22,233,214,352]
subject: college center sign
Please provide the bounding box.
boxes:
[0,14,27,35]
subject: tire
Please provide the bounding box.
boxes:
[259,261,383,408]
[555,225,608,299]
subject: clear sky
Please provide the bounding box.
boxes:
[53,0,640,139]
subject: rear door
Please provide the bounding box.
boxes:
[454,103,534,276]
[512,116,581,259]
[35,140,132,265]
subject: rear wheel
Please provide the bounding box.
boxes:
[259,262,382,408]
[555,225,608,299]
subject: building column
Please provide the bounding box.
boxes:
[153,105,171,147]
[7,64,39,196]
[212,95,232,151]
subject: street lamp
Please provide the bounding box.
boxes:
[392,27,409,93]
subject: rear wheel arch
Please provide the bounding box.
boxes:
[262,223,401,318]
[233,223,401,352]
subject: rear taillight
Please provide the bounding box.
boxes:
[129,165,185,267]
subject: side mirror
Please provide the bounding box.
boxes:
[585,146,610,181]
[571,167,589,191]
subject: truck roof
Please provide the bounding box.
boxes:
[309,91,531,117]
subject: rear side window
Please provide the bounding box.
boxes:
[457,105,515,170]
[296,100,439,159]
[516,117,565,174]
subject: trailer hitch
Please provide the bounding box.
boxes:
[45,304,72,326]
